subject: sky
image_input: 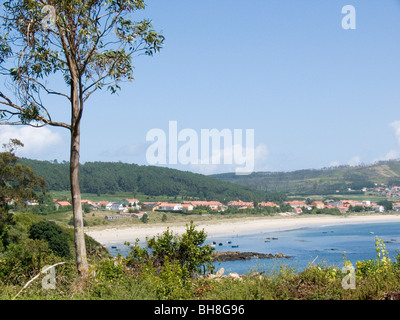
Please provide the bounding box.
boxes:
[1,0,400,175]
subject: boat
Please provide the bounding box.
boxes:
[111,246,117,249]
[231,245,239,248]
[218,243,223,246]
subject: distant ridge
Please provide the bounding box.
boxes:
[18,158,286,203]
[211,160,400,195]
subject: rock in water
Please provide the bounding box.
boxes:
[212,251,291,262]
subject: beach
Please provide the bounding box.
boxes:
[85,214,400,245]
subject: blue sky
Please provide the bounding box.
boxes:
[2,0,400,174]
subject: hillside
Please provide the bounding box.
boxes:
[18,158,286,203]
[212,160,400,196]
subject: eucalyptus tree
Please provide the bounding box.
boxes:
[0,0,164,279]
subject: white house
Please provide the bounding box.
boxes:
[157,203,183,211]
[123,199,140,209]
[371,205,385,213]
[181,204,194,212]
[97,201,113,211]
[112,202,128,213]
[26,200,39,206]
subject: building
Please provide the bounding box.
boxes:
[97,201,113,210]
[227,200,254,209]
[124,199,140,209]
[111,202,128,213]
[142,202,160,211]
[124,212,145,219]
[286,201,307,208]
[259,202,280,208]
[55,201,71,210]
[293,207,303,214]
[312,201,325,209]
[185,201,224,211]
[371,205,385,213]
[157,203,183,211]
[81,200,98,211]
[105,215,122,221]
[26,200,39,206]
[181,204,194,212]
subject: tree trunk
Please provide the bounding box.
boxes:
[70,62,88,279]
[70,122,88,279]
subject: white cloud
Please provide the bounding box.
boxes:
[371,121,400,163]
[390,121,400,146]
[0,125,62,156]
[347,156,362,167]
[373,149,400,163]
[189,143,269,175]
[329,161,341,168]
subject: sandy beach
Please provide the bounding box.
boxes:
[86,214,400,245]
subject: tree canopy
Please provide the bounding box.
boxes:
[0,139,45,249]
[0,0,164,127]
[19,158,287,202]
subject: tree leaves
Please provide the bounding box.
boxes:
[0,0,164,126]
[0,140,45,212]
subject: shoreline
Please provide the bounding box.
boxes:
[85,213,400,245]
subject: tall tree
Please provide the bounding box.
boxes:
[0,139,45,249]
[0,0,164,279]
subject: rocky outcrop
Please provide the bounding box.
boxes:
[212,251,291,262]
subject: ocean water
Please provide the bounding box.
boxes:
[106,222,400,275]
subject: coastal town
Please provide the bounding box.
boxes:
[48,196,400,221]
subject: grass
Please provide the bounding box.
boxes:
[2,261,400,300]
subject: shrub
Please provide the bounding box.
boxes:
[141,213,149,224]
[0,239,58,285]
[155,257,192,300]
[29,221,72,259]
[127,221,215,277]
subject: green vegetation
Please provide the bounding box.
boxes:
[29,221,72,259]
[1,216,400,300]
[1,140,400,300]
[18,158,286,203]
[213,160,400,195]
[0,212,108,288]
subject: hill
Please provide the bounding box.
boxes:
[211,160,400,196]
[18,158,286,203]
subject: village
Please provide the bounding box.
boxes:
[365,185,400,198]
[50,196,400,221]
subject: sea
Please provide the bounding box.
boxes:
[105,221,400,275]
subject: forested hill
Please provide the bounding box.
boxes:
[18,158,286,202]
[212,160,400,195]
